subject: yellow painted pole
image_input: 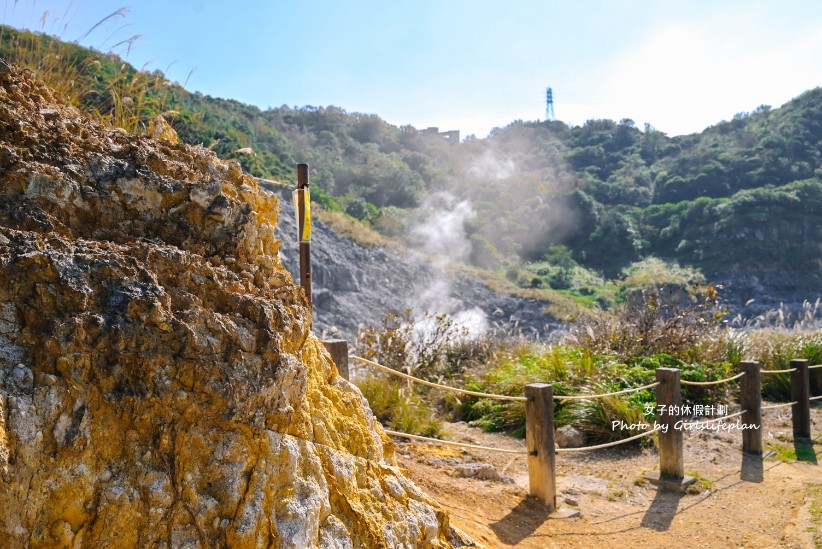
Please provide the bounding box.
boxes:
[296,163,311,307]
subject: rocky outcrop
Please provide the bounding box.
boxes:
[0,61,465,547]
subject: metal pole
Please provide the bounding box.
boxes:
[296,163,311,307]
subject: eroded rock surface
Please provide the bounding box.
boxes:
[0,61,463,548]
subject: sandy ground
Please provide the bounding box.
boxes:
[395,405,822,548]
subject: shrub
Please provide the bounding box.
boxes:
[355,377,440,437]
[558,393,652,445]
[576,283,728,361]
[356,309,497,382]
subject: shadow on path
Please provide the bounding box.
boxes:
[741,452,764,482]
[489,496,549,545]
[639,488,686,531]
[795,438,818,463]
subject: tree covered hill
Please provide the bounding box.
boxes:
[3,24,822,308]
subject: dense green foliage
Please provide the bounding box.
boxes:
[350,295,822,447]
[355,301,822,443]
[4,24,822,285]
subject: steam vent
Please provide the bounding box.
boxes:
[0,61,467,547]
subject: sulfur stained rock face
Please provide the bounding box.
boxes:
[0,60,465,548]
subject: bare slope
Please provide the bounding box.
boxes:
[273,191,564,342]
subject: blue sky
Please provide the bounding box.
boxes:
[4,1,822,138]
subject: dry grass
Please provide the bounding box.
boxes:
[1,8,177,133]
[575,284,728,361]
[99,61,177,133]
[313,207,393,248]
[0,25,92,105]
[457,263,586,321]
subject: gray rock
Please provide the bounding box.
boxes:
[5,364,33,392]
[556,425,586,448]
[564,496,579,507]
[453,462,500,481]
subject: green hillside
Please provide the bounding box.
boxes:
[3,24,821,307]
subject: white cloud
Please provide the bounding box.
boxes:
[600,16,822,135]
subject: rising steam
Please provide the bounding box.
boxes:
[406,192,488,336]
[409,192,475,261]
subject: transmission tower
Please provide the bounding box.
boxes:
[545,87,555,121]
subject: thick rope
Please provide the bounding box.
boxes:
[383,429,528,455]
[762,401,798,410]
[686,409,748,424]
[809,394,822,402]
[353,356,658,402]
[761,368,797,374]
[555,425,662,453]
[808,364,822,370]
[681,372,746,386]
[553,381,660,401]
[350,356,528,401]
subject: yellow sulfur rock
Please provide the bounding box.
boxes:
[146,114,179,143]
[0,62,469,548]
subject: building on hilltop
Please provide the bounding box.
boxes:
[420,126,460,144]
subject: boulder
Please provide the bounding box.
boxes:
[556,425,586,448]
[0,61,468,548]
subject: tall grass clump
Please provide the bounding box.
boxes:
[732,298,822,331]
[355,377,441,437]
[463,285,735,442]
[93,60,177,133]
[356,309,509,382]
[355,309,533,432]
[0,9,178,133]
[576,283,728,361]
[746,328,822,399]
[0,24,94,105]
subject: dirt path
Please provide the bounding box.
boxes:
[396,407,822,548]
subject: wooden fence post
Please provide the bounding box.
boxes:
[790,358,811,439]
[652,368,694,490]
[739,361,762,455]
[322,339,349,381]
[525,383,556,511]
[296,163,312,307]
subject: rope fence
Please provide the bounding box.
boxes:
[383,429,527,455]
[762,401,798,411]
[343,349,821,510]
[350,355,527,402]
[681,372,746,386]
[555,425,662,453]
[553,381,660,401]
